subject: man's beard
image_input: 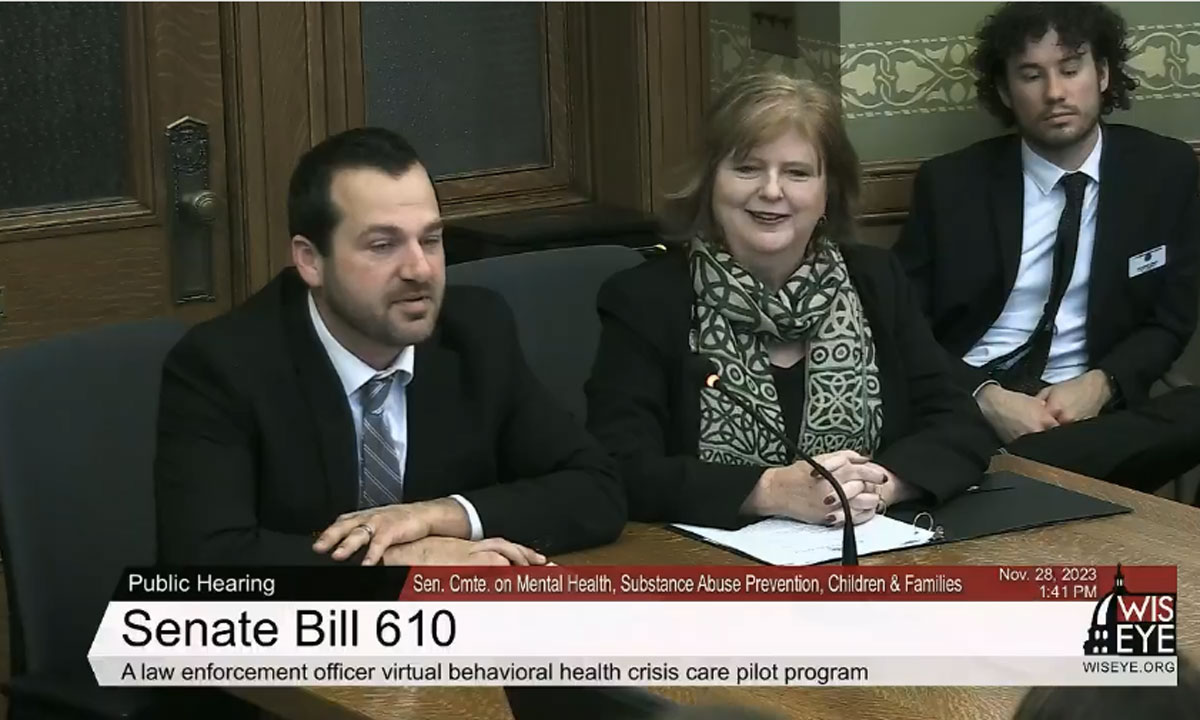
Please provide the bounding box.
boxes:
[1029,115,1099,152]
[323,273,437,348]
[1023,93,1101,155]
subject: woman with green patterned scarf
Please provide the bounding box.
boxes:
[585,73,997,530]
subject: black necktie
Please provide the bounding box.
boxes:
[995,172,1090,394]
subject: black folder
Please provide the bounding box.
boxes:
[888,469,1131,544]
[667,469,1131,564]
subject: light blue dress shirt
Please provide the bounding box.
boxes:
[307,293,484,539]
[965,128,1102,386]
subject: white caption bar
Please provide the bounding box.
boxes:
[89,601,1101,657]
[89,655,1178,688]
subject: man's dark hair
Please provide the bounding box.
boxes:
[287,127,422,255]
[1013,654,1200,720]
[971,2,1138,126]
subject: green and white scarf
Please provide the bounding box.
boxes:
[689,235,884,466]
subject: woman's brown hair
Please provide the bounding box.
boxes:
[667,73,861,244]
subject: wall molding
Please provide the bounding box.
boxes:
[860,140,1200,226]
[860,159,921,224]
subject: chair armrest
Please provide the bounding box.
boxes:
[5,673,158,720]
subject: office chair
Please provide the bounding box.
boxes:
[448,246,674,720]
[1161,375,1200,506]
[0,319,253,719]
[447,244,646,420]
[1159,287,1200,505]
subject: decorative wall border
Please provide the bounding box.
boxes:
[1127,23,1200,99]
[840,35,978,119]
[712,19,1200,118]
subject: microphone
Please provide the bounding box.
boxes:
[688,356,859,565]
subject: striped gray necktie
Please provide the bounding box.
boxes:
[358,374,404,509]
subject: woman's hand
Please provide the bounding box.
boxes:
[743,450,887,526]
[811,453,889,526]
[825,464,922,525]
[873,466,921,508]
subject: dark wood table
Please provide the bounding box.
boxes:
[235,455,1200,719]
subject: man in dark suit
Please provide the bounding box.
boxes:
[896,2,1200,491]
[155,127,626,566]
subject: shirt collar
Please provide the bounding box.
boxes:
[1021,126,1103,197]
[307,292,414,398]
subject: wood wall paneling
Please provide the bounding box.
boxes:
[125,4,155,218]
[338,3,365,131]
[223,2,274,296]
[565,4,594,207]
[304,2,328,144]
[0,230,165,345]
[223,2,317,294]
[320,3,352,136]
[219,3,256,301]
[228,2,615,293]
[0,3,233,348]
[860,160,921,226]
[223,1,726,295]
[0,7,155,241]
[856,141,1200,248]
[644,2,709,213]
[587,3,653,212]
[587,2,711,216]
[260,3,313,280]
[435,4,590,218]
[149,2,233,327]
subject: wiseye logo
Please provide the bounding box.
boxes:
[1083,564,1176,656]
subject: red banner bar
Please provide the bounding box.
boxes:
[397,565,1175,602]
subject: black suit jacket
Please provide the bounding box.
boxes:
[155,269,626,565]
[584,244,997,529]
[896,124,1200,406]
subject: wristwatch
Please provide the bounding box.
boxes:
[1102,369,1123,409]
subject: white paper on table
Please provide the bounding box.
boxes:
[670,515,935,566]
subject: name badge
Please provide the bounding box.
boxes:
[1129,245,1167,278]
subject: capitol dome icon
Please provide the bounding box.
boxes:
[1083,564,1127,655]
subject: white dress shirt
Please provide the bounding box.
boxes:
[307,293,483,539]
[965,128,1103,385]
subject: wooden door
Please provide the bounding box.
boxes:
[0,3,233,349]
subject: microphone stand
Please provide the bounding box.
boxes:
[698,365,859,566]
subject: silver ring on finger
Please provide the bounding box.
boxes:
[355,523,375,540]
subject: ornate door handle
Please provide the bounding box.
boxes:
[166,116,217,303]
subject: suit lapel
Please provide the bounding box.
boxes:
[1087,125,1125,346]
[991,136,1026,299]
[843,253,903,446]
[403,337,461,501]
[680,259,706,452]
[280,270,359,514]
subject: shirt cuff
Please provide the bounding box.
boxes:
[450,494,484,541]
[972,379,1000,398]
